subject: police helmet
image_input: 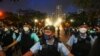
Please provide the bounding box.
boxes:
[44,25,55,32]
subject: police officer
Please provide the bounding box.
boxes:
[1,25,13,56]
[23,25,74,56]
[6,27,22,56]
[20,24,39,55]
[88,30,100,56]
[88,27,98,45]
[66,24,92,56]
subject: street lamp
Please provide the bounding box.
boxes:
[70,19,74,23]
[34,19,38,23]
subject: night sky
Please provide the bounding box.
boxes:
[0,0,78,13]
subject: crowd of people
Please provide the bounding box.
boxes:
[0,21,99,56]
[0,22,40,56]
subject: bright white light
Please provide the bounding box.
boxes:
[34,19,38,23]
[45,18,50,22]
[58,17,62,23]
[45,17,63,27]
[45,18,53,26]
[54,17,62,27]
[46,22,52,26]
[70,19,74,22]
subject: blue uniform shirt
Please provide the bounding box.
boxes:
[66,34,97,47]
[30,39,70,56]
[12,33,22,42]
[12,32,39,42]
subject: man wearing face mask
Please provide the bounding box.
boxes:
[88,28,98,46]
[66,24,92,56]
[23,25,74,56]
[88,28,100,56]
[4,27,22,56]
[1,25,13,56]
[20,24,39,55]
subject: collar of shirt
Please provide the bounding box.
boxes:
[80,33,87,39]
[46,38,55,45]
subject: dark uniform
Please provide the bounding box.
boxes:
[2,29,13,56]
[36,36,61,56]
[21,30,35,54]
[71,35,91,56]
[0,28,3,45]
[12,31,22,56]
[88,32,100,56]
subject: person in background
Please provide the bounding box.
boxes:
[88,28,100,56]
[5,27,22,56]
[66,24,92,56]
[20,24,39,55]
[1,24,13,56]
[88,27,98,45]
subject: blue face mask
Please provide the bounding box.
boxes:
[44,34,51,40]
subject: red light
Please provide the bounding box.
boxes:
[0,11,5,20]
[0,11,3,17]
